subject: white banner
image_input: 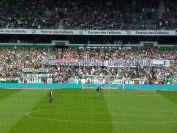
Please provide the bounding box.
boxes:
[0,29,176,36]
[23,77,52,83]
[43,59,170,67]
[21,74,52,77]
[22,68,48,73]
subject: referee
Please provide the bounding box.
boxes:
[49,89,53,103]
[96,86,101,98]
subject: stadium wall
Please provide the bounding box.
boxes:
[0,83,177,90]
[0,83,81,89]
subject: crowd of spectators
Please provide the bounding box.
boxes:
[0,0,68,29]
[161,0,177,30]
[63,0,177,30]
[0,46,177,84]
[0,0,176,30]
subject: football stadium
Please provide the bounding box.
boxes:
[0,0,177,133]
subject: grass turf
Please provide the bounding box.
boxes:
[0,89,177,133]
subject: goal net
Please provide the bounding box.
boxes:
[82,83,121,89]
[81,75,121,89]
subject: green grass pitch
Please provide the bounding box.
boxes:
[0,89,177,133]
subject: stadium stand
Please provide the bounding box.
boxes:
[0,46,177,84]
[62,0,177,30]
[0,0,176,30]
[0,0,176,85]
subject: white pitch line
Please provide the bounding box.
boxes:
[26,112,177,124]
[26,112,165,116]
[25,107,177,124]
[24,107,177,114]
[68,93,160,97]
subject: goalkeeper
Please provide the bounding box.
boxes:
[49,89,53,103]
[96,86,101,98]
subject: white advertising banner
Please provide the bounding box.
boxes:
[0,29,176,36]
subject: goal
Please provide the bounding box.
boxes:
[81,75,122,89]
[81,83,121,89]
